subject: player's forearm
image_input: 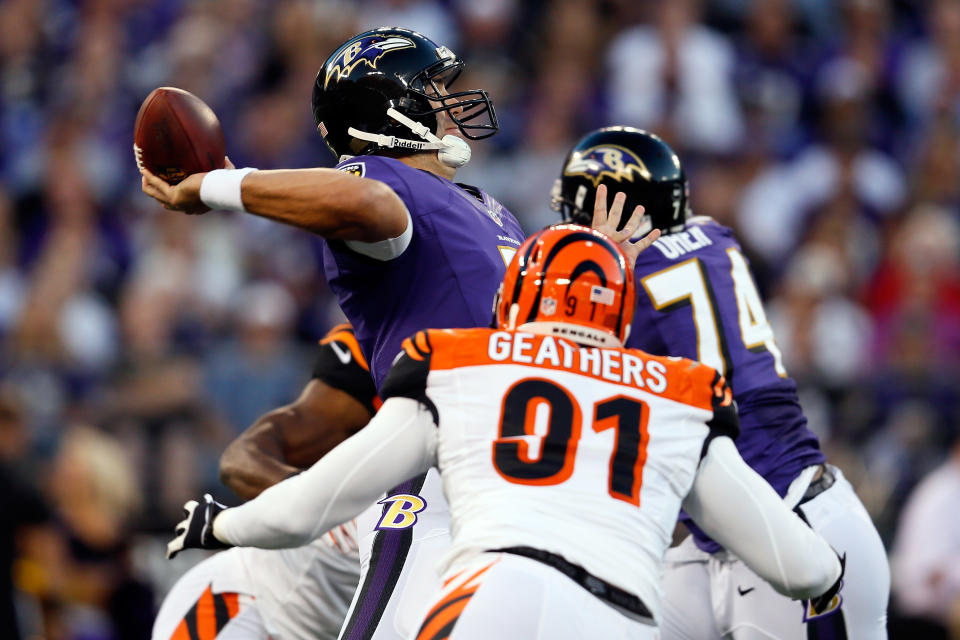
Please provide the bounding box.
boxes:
[684,437,841,599]
[219,417,300,500]
[238,169,407,241]
[213,397,436,548]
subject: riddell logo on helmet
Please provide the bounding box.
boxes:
[392,138,426,150]
[564,145,651,187]
[325,35,416,88]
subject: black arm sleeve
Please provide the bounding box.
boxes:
[379,330,439,424]
[311,326,379,414]
[699,371,740,460]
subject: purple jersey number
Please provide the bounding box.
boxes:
[629,219,823,553]
[629,220,788,396]
[640,246,787,381]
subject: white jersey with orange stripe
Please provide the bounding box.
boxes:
[232,525,360,639]
[154,527,360,640]
[213,329,841,629]
[382,328,738,619]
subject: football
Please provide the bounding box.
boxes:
[133,87,226,184]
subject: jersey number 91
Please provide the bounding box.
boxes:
[492,378,650,507]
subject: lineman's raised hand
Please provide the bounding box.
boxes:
[591,184,661,268]
[166,493,232,559]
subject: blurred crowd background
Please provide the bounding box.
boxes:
[1,0,959,637]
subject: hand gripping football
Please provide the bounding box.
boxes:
[134,87,226,184]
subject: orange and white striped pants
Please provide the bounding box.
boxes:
[415,553,659,640]
[152,553,265,640]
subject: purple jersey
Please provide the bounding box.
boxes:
[321,156,525,389]
[627,217,824,553]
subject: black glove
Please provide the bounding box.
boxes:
[166,493,232,559]
[808,552,845,615]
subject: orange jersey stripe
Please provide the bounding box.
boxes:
[401,336,425,362]
[417,559,499,640]
[418,328,720,411]
[221,592,239,621]
[328,531,344,552]
[415,330,431,355]
[442,568,467,589]
[169,620,191,640]
[186,585,215,640]
[166,585,242,640]
[320,324,370,371]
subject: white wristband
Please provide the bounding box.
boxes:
[199,167,257,211]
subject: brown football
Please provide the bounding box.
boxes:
[134,87,226,185]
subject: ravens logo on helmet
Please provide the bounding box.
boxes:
[312,27,498,161]
[553,127,690,235]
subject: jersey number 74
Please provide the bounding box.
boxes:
[640,248,787,379]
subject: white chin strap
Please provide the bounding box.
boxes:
[346,107,471,168]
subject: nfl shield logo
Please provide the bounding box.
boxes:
[540,297,558,316]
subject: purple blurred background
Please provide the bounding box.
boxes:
[1,0,959,637]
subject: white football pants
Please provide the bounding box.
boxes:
[414,552,660,640]
[661,465,889,640]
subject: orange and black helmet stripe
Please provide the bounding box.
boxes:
[506,228,549,310]
[500,225,634,343]
[524,230,629,336]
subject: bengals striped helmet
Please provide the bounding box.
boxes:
[495,224,635,347]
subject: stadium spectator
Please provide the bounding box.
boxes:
[737,56,904,265]
[0,390,59,640]
[606,0,745,154]
[766,243,873,388]
[891,436,960,637]
[733,0,808,157]
[204,281,304,435]
[896,0,960,132]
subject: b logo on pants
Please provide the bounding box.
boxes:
[375,494,427,530]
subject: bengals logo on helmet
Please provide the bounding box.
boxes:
[324,35,416,88]
[563,145,652,188]
[497,224,635,347]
